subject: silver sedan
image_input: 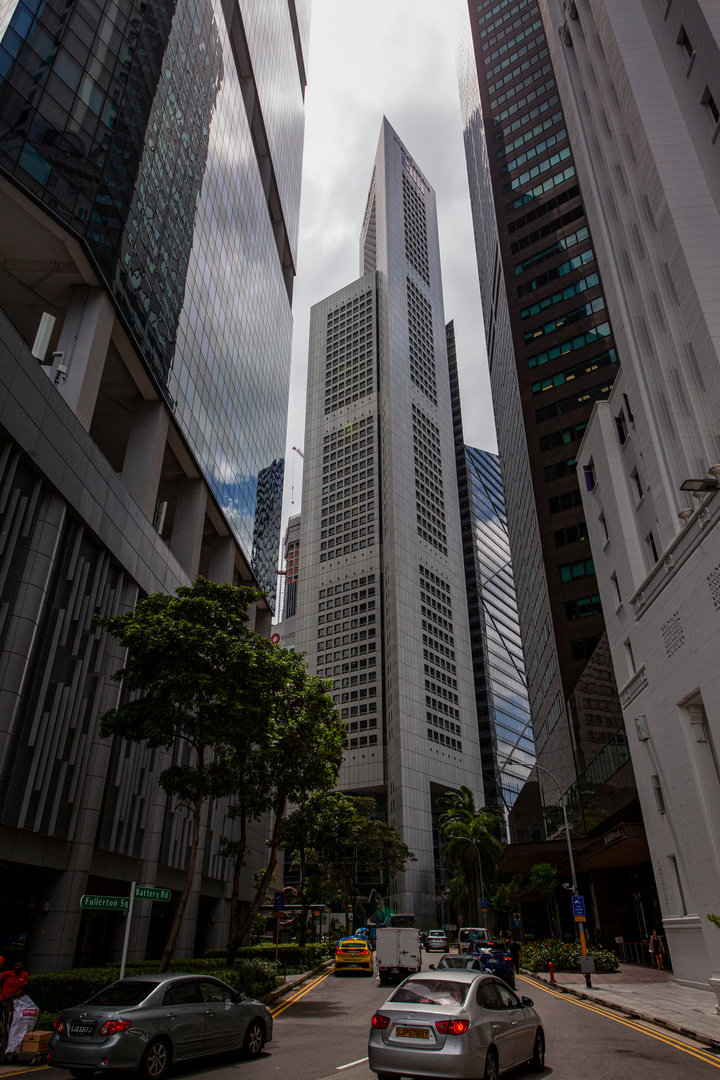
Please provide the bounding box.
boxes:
[49,973,273,1079]
[368,968,544,1079]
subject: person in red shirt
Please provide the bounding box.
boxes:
[0,961,29,1052]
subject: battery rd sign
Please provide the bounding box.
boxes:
[134,886,171,902]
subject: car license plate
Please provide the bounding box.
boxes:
[69,1025,94,1037]
[396,1026,429,1039]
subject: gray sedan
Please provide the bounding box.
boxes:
[368,968,544,1079]
[49,973,273,1079]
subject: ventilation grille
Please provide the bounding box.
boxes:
[708,565,720,610]
[661,611,685,657]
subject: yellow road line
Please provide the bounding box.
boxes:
[0,1068,50,1077]
[271,970,334,1018]
[517,975,720,1068]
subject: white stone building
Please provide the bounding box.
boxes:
[539,0,720,1003]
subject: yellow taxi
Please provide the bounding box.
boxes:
[334,936,374,976]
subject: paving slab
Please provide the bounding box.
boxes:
[522,963,720,1050]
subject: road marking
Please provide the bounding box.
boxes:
[336,1057,368,1070]
[517,974,720,1068]
[0,1069,50,1077]
[271,970,334,1018]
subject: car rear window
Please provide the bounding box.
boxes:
[85,982,157,1008]
[390,979,470,1007]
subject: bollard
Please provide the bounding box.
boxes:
[548,961,556,984]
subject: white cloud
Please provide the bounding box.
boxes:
[282,0,497,532]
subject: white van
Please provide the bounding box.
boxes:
[458,926,489,952]
[375,927,422,984]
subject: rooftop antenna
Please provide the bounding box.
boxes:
[291,446,304,504]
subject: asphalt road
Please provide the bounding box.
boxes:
[20,963,720,1080]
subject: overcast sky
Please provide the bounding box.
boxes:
[280,0,497,529]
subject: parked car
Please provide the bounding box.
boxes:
[49,974,272,1079]
[424,930,449,952]
[334,936,374,976]
[431,954,486,972]
[472,940,516,990]
[368,969,544,1079]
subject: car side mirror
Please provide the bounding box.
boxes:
[429,964,435,970]
[521,996,533,1008]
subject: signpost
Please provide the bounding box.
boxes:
[572,895,586,920]
[480,897,488,912]
[273,892,285,959]
[513,912,521,927]
[571,894,590,979]
[81,884,171,979]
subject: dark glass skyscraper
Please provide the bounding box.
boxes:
[0,0,309,970]
[448,323,534,834]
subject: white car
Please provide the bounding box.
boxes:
[368,969,544,1079]
[425,930,449,952]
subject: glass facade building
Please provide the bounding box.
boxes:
[0,0,308,970]
[0,0,308,592]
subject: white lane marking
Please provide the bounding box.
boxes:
[336,1057,369,1070]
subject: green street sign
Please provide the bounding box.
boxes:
[80,895,130,911]
[134,886,171,902]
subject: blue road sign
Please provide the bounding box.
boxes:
[513,912,521,925]
[273,890,285,912]
[480,897,488,911]
[572,895,586,919]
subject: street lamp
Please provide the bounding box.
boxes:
[531,763,578,896]
[446,834,487,924]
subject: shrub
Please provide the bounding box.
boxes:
[520,938,619,973]
[205,944,332,967]
[28,958,283,1017]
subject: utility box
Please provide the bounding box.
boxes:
[579,957,596,974]
[375,927,421,985]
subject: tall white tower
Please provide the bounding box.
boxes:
[294,119,484,926]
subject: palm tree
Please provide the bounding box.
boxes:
[438,787,503,926]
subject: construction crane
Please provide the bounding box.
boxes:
[290,445,304,504]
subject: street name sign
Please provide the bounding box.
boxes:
[134,886,171,902]
[80,895,130,911]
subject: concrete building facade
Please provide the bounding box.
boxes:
[0,0,309,969]
[293,120,485,927]
[538,0,720,1003]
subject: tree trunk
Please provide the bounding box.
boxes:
[228,793,287,961]
[298,846,309,947]
[159,795,204,972]
[225,814,247,965]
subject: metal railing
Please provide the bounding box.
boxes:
[615,939,670,966]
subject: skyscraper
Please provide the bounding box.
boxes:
[457,0,660,942]
[0,0,309,968]
[294,119,485,927]
[543,0,720,1001]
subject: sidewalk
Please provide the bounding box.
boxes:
[522,962,720,1050]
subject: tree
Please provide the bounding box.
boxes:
[530,862,560,938]
[95,578,263,971]
[224,657,345,961]
[437,787,502,925]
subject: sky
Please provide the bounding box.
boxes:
[280,0,498,532]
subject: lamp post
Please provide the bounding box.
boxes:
[446,834,487,928]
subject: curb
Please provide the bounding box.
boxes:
[520,969,720,1052]
[260,959,334,1005]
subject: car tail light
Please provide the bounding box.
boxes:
[99,1020,132,1036]
[371,1013,390,1029]
[504,956,512,962]
[436,1018,470,1035]
[53,1019,65,1034]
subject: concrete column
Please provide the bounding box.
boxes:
[0,492,66,776]
[120,399,170,520]
[169,478,206,578]
[54,289,115,431]
[207,534,235,585]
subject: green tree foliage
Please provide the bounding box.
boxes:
[96,578,345,970]
[708,913,720,931]
[530,862,560,938]
[96,579,262,970]
[437,787,502,925]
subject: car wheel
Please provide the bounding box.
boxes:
[483,1046,499,1080]
[532,1028,545,1072]
[140,1037,171,1080]
[243,1020,265,1058]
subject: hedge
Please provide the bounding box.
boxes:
[28,959,283,1019]
[206,944,332,967]
[520,938,619,973]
